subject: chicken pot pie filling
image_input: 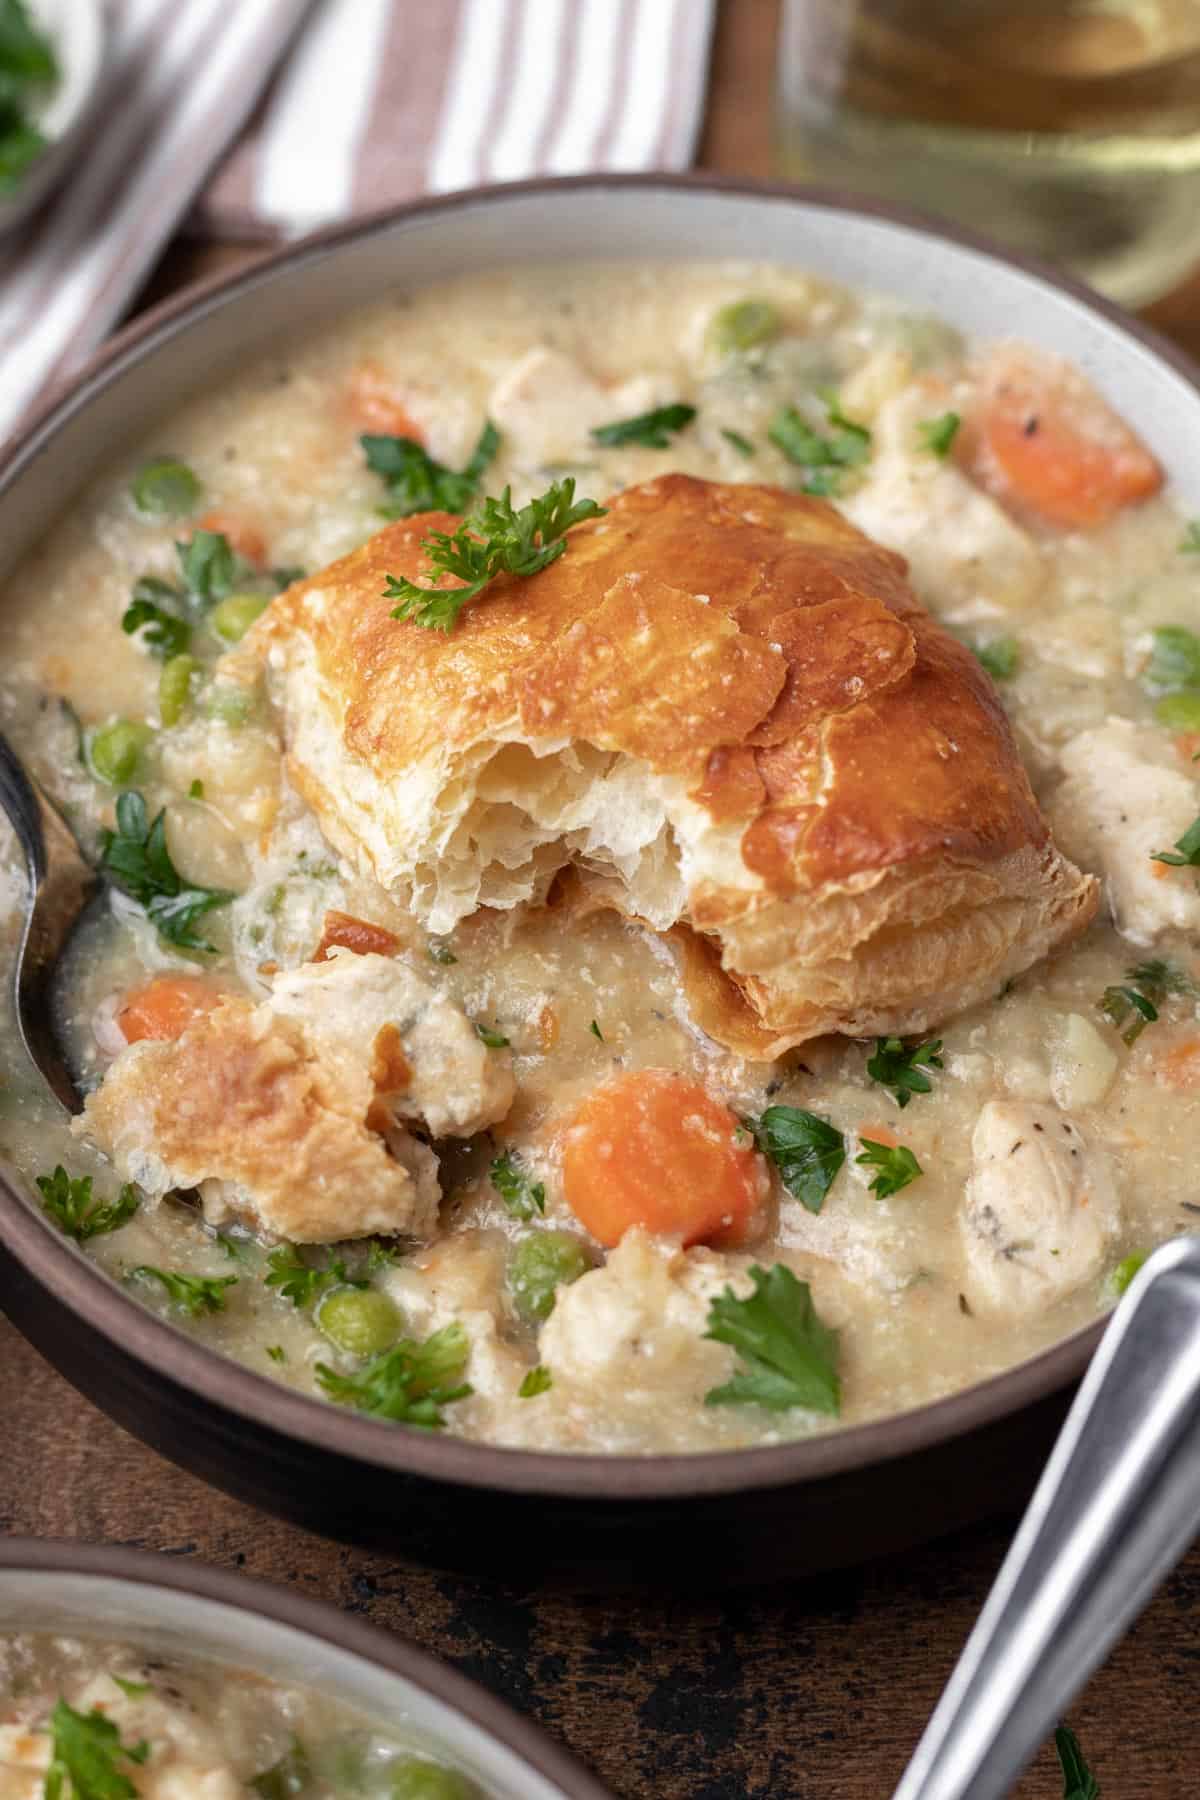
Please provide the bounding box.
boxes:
[0,261,1197,1454]
[0,1632,483,1797]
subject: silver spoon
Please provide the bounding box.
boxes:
[893,1232,1200,1798]
[0,726,95,1112]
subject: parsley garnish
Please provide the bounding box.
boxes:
[704,1263,840,1415]
[265,1244,363,1308]
[1150,814,1200,867]
[315,1322,472,1429]
[590,403,696,449]
[917,411,961,456]
[110,1675,149,1700]
[721,428,755,457]
[35,1167,139,1241]
[384,479,605,632]
[1099,958,1195,1045]
[132,1267,237,1316]
[1128,956,1197,995]
[177,529,236,606]
[589,1018,604,1041]
[44,1697,149,1800]
[746,1106,845,1215]
[975,635,1020,681]
[1179,520,1200,555]
[121,530,272,657]
[768,392,871,496]
[266,1344,286,1364]
[1142,623,1200,693]
[490,1150,545,1220]
[0,0,58,197]
[856,1138,922,1198]
[475,1022,510,1048]
[99,791,234,951]
[519,1365,553,1398]
[121,581,191,660]
[1054,1723,1100,1800]
[362,419,499,518]
[866,1036,943,1108]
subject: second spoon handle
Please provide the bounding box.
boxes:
[893,1233,1200,1800]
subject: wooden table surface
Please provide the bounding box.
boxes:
[4,2,1199,1795]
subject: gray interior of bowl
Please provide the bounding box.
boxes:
[4,183,1199,585]
[0,1568,571,1800]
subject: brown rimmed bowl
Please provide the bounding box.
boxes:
[2,176,1199,1587]
[0,1538,611,1796]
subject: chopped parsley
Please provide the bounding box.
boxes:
[99,791,234,952]
[35,1167,139,1241]
[1179,520,1200,555]
[519,1365,553,1398]
[362,419,500,519]
[490,1150,545,1220]
[1150,814,1200,868]
[315,1322,472,1428]
[44,1697,149,1800]
[265,1245,363,1308]
[1100,958,1195,1044]
[768,392,871,496]
[721,427,755,457]
[266,1344,287,1364]
[704,1263,840,1415]
[0,0,58,197]
[1141,624,1200,693]
[384,479,605,632]
[856,1138,923,1199]
[975,635,1020,681]
[746,1105,845,1215]
[1054,1723,1100,1800]
[866,1036,943,1108]
[590,403,696,449]
[131,1267,237,1317]
[121,582,192,661]
[475,1022,510,1049]
[917,411,961,457]
[121,529,279,660]
[589,1018,604,1042]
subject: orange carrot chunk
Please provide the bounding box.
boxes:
[313,910,400,963]
[561,1069,768,1250]
[968,344,1162,530]
[117,975,224,1044]
[197,510,267,566]
[347,362,425,440]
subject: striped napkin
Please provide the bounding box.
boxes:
[0,0,716,448]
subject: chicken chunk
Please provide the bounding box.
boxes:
[840,385,1045,620]
[1052,718,1200,944]
[959,1100,1118,1315]
[488,346,674,467]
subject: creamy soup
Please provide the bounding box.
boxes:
[0,1632,481,1797]
[1,260,1198,1456]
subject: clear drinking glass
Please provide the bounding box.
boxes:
[775,0,1200,306]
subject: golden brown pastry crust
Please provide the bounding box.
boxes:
[247,474,1097,1052]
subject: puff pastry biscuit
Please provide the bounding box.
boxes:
[244,475,1097,1056]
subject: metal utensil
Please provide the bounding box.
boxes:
[0,727,95,1112]
[893,1233,1200,1799]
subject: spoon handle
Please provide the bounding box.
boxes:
[893,1233,1200,1800]
[0,725,46,886]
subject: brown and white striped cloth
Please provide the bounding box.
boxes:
[1,0,716,445]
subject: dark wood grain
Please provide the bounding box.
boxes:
[7,2,1200,1795]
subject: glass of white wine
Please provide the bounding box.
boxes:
[776,0,1200,305]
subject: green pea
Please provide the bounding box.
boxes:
[384,1758,481,1800]
[1108,1250,1149,1297]
[211,590,270,644]
[316,1286,402,1359]
[507,1230,592,1325]
[130,456,202,517]
[708,298,780,356]
[88,719,154,786]
[1155,690,1200,732]
[159,653,199,727]
[204,682,256,726]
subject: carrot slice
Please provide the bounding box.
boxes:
[197,510,267,567]
[117,975,223,1044]
[561,1069,768,1250]
[347,362,425,439]
[313,910,400,962]
[968,344,1162,529]
[1158,1038,1200,1089]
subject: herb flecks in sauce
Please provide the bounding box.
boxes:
[917,411,961,457]
[856,1139,923,1199]
[315,1322,472,1429]
[99,792,234,952]
[768,391,871,497]
[866,1036,943,1108]
[704,1264,841,1416]
[747,1106,845,1214]
[363,419,499,518]
[45,1697,149,1800]
[131,1267,238,1317]
[36,1166,139,1241]
[489,1150,545,1220]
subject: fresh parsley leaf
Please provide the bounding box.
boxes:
[362,419,500,518]
[216,1232,250,1263]
[747,1105,845,1214]
[768,391,871,495]
[265,1245,362,1308]
[1100,983,1159,1045]
[589,1018,604,1041]
[1127,957,1197,996]
[856,1138,922,1199]
[519,1364,553,1398]
[1142,624,1200,693]
[1054,1723,1100,1800]
[315,1322,472,1429]
[384,479,605,631]
[704,1263,840,1415]
[132,1267,237,1316]
[251,1736,310,1800]
[44,1697,149,1800]
[866,1036,943,1108]
[110,1676,149,1700]
[721,427,755,457]
[0,0,56,196]
[475,1022,510,1048]
[917,411,961,456]
[121,582,192,661]
[975,635,1019,681]
[35,1167,139,1242]
[1150,814,1200,867]
[1179,520,1200,555]
[490,1150,545,1221]
[176,529,236,608]
[99,790,233,951]
[365,1239,403,1273]
[590,403,696,449]
[266,1344,286,1364]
